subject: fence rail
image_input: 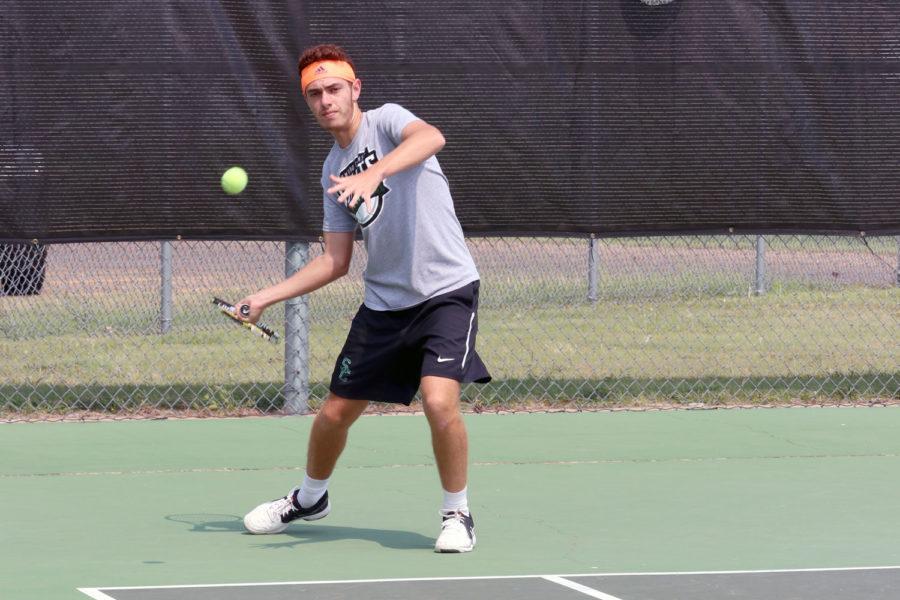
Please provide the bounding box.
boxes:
[1,235,898,421]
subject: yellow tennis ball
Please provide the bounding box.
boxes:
[221,166,248,194]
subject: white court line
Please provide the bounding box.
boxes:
[79,575,544,594]
[76,589,118,600]
[542,575,624,599]
[573,565,900,578]
[77,566,900,596]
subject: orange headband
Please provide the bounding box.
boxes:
[301,60,356,93]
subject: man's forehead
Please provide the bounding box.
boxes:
[305,76,351,93]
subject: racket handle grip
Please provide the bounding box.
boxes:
[239,304,250,317]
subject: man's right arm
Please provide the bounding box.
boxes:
[235,230,355,323]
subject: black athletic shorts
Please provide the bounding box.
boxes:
[329,280,492,405]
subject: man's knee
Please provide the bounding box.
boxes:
[316,394,367,429]
[421,378,463,429]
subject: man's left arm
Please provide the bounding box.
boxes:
[327,120,445,211]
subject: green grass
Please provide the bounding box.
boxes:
[607,234,898,252]
[470,286,899,406]
[3,283,897,417]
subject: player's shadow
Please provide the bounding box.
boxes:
[259,526,434,550]
[164,514,433,550]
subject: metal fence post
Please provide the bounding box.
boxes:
[283,241,310,414]
[896,236,900,287]
[588,235,599,304]
[754,235,766,296]
[160,241,173,334]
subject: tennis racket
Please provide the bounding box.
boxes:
[211,297,281,343]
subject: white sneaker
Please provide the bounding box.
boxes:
[434,509,476,553]
[243,487,330,534]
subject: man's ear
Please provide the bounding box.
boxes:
[351,78,361,102]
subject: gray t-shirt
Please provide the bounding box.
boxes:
[321,103,479,310]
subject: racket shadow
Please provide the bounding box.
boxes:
[165,513,245,533]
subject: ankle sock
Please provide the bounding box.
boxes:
[442,486,469,514]
[297,474,330,508]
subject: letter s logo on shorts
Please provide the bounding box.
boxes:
[338,357,352,382]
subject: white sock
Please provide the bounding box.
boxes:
[442,486,469,514]
[297,474,330,508]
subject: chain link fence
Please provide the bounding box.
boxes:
[1,235,898,421]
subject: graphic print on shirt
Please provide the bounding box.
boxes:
[339,146,389,228]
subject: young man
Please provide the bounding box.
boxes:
[237,44,490,553]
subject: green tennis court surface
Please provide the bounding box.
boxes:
[78,568,900,600]
[3,408,900,599]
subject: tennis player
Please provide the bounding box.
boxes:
[235,43,490,553]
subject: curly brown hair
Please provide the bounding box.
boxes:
[297,44,355,77]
